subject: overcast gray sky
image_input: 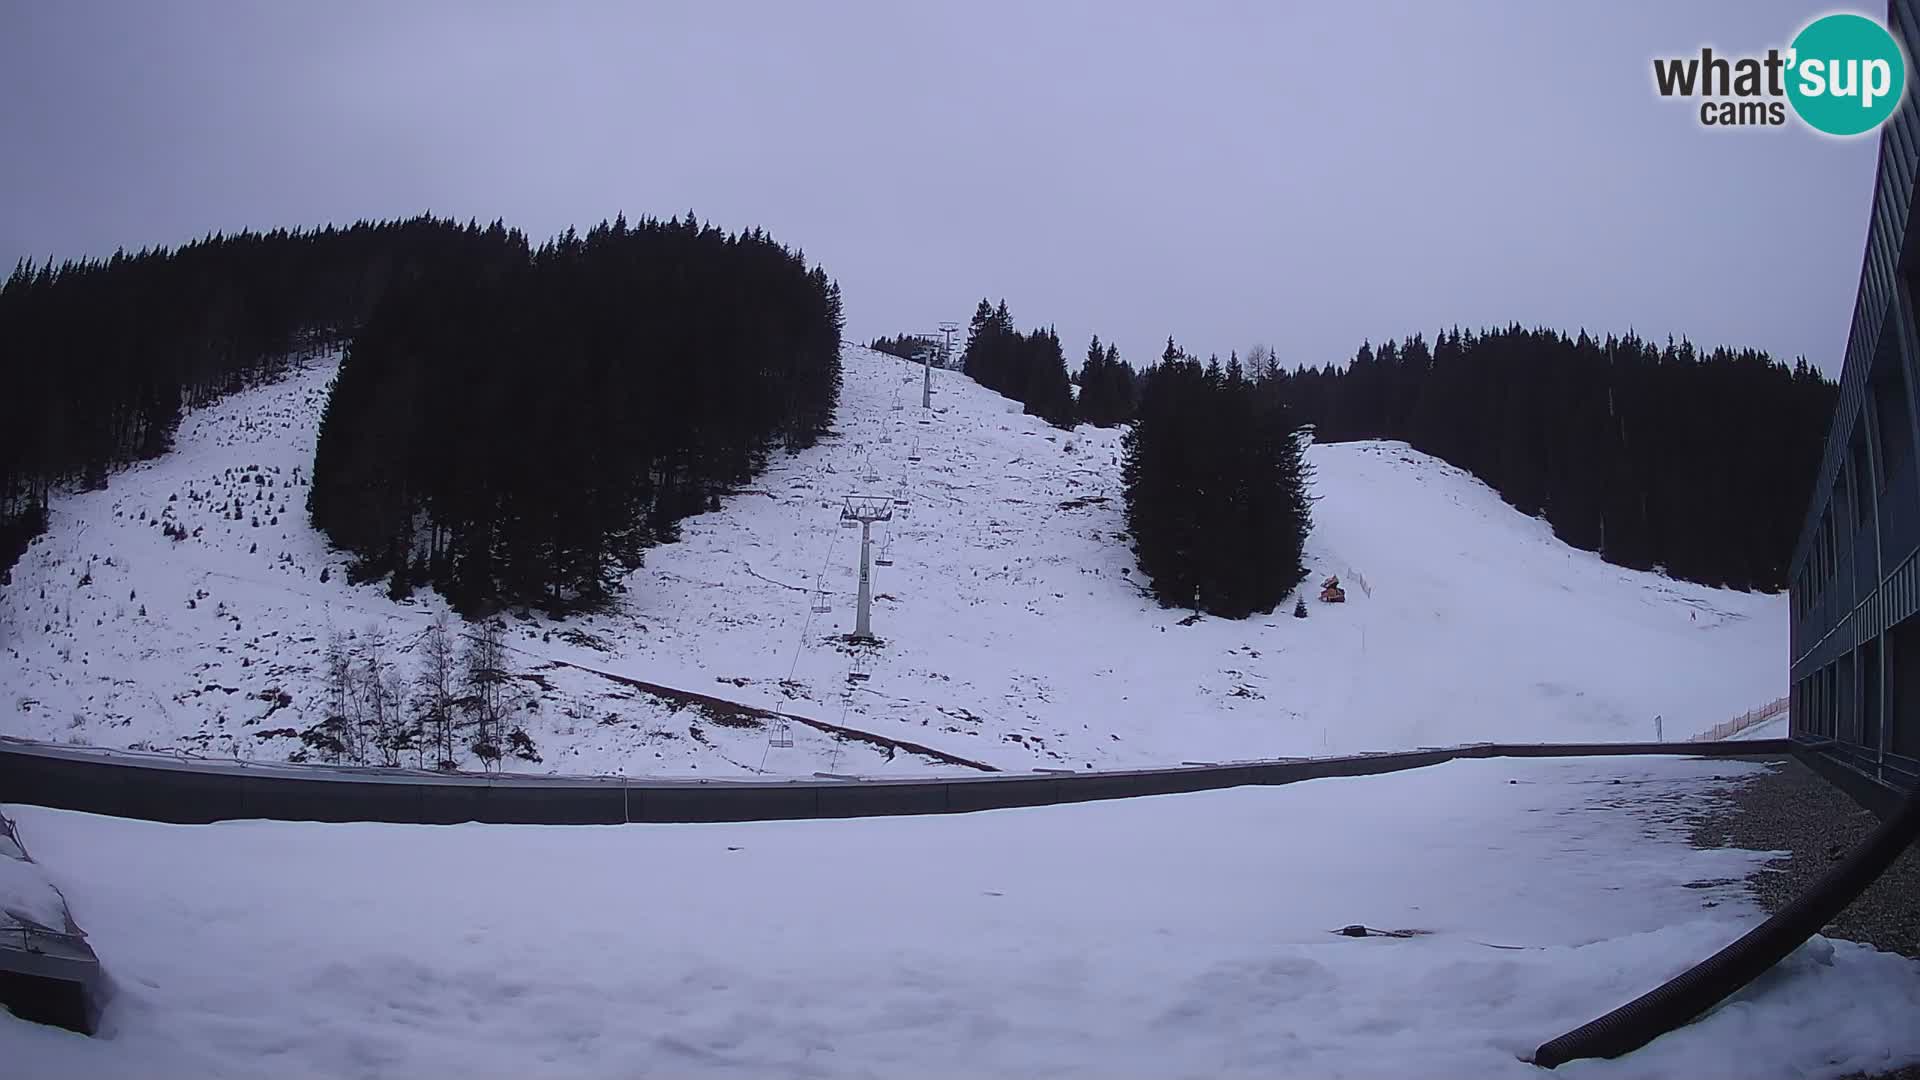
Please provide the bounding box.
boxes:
[0,1,1883,374]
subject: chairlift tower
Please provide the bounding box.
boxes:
[932,321,960,409]
[841,495,894,641]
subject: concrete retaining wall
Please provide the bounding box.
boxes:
[0,736,1795,826]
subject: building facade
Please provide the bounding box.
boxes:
[1788,0,1920,793]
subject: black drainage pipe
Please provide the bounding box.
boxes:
[1532,784,1920,1068]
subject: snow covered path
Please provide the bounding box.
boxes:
[5,756,1916,1079]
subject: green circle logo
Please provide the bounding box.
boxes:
[1786,13,1907,136]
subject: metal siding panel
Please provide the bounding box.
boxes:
[1752,69,1920,684]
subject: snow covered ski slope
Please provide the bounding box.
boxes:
[0,346,1784,776]
[5,757,1915,1079]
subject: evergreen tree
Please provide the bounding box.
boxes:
[959,300,1077,429]
[1123,341,1312,618]
[1264,325,1838,590]
[869,334,942,364]
[0,213,843,611]
[307,215,843,614]
[1021,327,1074,427]
[0,216,527,584]
[1076,335,1137,427]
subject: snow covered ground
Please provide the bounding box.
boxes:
[3,755,1915,1079]
[0,346,1786,777]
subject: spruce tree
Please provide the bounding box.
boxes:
[1123,341,1312,618]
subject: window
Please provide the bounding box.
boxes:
[1812,666,1823,736]
[1813,528,1825,600]
[1821,508,1836,586]
[1826,663,1838,737]
[1890,616,1920,758]
[1814,519,1824,595]
[1851,433,1873,528]
[1871,366,1907,494]
[1863,638,1883,753]
[1828,663,1840,737]
[1827,509,1838,580]
[1840,656,1857,743]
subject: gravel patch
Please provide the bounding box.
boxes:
[1689,756,1920,1080]
[1689,756,1920,960]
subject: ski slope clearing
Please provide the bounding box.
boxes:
[4,756,1915,1079]
[0,346,1784,777]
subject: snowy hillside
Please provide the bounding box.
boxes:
[0,346,1785,776]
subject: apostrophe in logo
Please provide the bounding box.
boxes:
[1786,13,1906,135]
[1652,11,1908,136]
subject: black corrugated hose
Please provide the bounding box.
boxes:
[1533,782,1920,1068]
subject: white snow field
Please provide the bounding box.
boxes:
[1731,713,1792,741]
[4,756,1917,1079]
[0,346,1785,777]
